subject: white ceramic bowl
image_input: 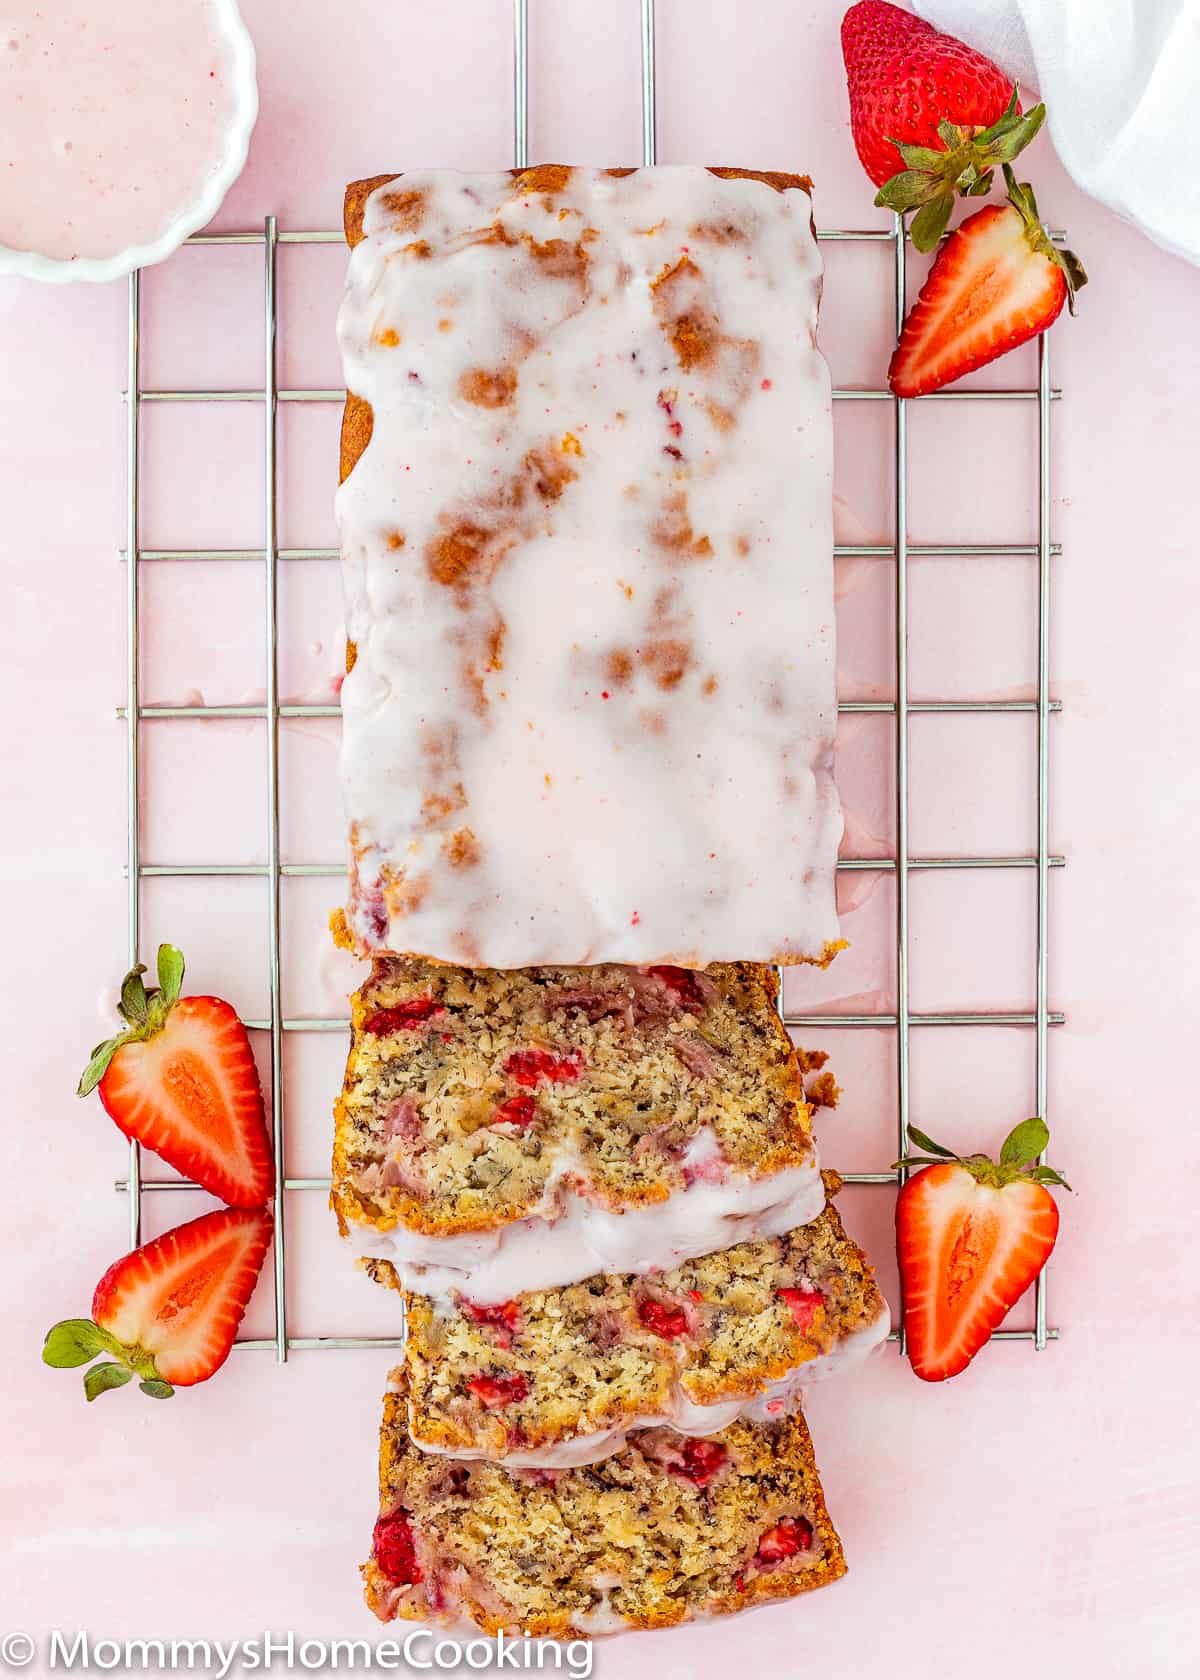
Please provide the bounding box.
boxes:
[0,0,258,285]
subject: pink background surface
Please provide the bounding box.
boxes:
[3,2,1199,1675]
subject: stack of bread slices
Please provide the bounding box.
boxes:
[331,163,886,1637]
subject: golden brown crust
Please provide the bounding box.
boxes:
[339,392,374,486]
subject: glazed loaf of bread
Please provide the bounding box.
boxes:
[336,164,841,971]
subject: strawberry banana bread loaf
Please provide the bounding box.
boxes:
[336,163,841,970]
[366,1176,888,1467]
[331,957,831,1301]
[364,1378,846,1634]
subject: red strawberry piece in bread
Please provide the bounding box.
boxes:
[778,1285,824,1332]
[466,1372,529,1409]
[502,1048,583,1087]
[889,172,1086,396]
[894,1116,1069,1381]
[646,965,707,1010]
[489,1094,539,1129]
[363,996,444,1035]
[374,1511,423,1584]
[460,1298,522,1333]
[756,1516,813,1564]
[842,3,1052,251]
[460,1298,523,1349]
[42,1206,274,1400]
[636,1296,692,1339]
[78,943,273,1208]
[671,1438,728,1487]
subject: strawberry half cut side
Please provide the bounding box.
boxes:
[78,943,274,1208]
[893,1117,1070,1382]
[42,1206,274,1401]
[888,173,1087,399]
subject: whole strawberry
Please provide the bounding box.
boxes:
[842,2,1017,187]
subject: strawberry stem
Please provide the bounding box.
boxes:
[77,943,187,1096]
[892,1117,1072,1191]
[875,87,1050,252]
[43,1317,176,1402]
[1002,166,1088,313]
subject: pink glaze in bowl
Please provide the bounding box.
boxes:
[0,0,257,283]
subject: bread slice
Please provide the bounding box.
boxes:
[363,1374,847,1635]
[331,957,832,1299]
[366,1174,887,1466]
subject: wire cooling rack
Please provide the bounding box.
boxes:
[115,0,1063,1358]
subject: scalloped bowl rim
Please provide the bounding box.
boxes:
[0,0,258,285]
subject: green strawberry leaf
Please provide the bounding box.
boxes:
[1001,1116,1050,1166]
[1057,246,1089,313]
[156,943,186,1008]
[905,1127,957,1158]
[893,141,951,173]
[43,1319,108,1368]
[1002,166,1088,315]
[84,1362,134,1402]
[79,944,190,1095]
[876,87,1052,245]
[980,103,1046,165]
[875,169,943,214]
[1029,1164,1074,1191]
[77,1035,126,1097]
[118,963,151,1027]
[138,1379,176,1400]
[910,193,955,253]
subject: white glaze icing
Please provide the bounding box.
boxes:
[336,165,840,968]
[349,1151,826,1303]
[406,1302,891,1467]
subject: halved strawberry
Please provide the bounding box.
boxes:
[889,173,1086,397]
[894,1117,1069,1381]
[42,1206,274,1400]
[78,944,273,1208]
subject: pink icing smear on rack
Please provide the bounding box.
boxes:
[0,0,235,261]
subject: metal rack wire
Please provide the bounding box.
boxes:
[115,0,1062,1356]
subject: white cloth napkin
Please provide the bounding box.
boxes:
[913,0,1200,265]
